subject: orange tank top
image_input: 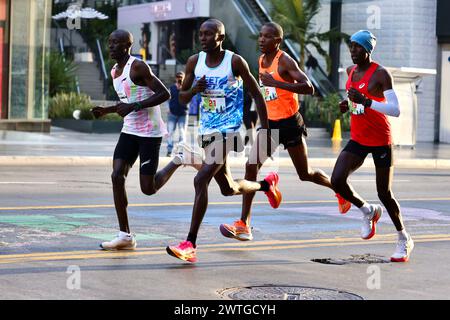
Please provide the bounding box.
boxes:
[259,50,299,121]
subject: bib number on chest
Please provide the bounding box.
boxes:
[202,90,226,113]
[261,86,278,102]
[349,100,365,115]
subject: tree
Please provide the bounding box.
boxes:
[49,51,78,97]
[268,0,349,73]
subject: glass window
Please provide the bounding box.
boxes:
[9,0,51,120]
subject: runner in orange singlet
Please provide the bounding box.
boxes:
[331,30,414,262]
[219,22,350,242]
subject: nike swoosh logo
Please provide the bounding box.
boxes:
[359,83,365,89]
[141,159,151,168]
[121,78,127,82]
[380,153,387,159]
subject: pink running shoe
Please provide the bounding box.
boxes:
[166,240,197,263]
[263,172,282,209]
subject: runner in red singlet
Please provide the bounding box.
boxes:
[331,30,414,262]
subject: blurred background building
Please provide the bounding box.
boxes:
[0,0,52,132]
[1,0,449,145]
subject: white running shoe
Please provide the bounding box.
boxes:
[391,234,414,262]
[361,204,382,240]
[100,232,136,251]
[173,143,203,168]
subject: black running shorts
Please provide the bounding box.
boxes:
[198,131,244,153]
[113,132,162,175]
[268,111,308,149]
[343,139,393,168]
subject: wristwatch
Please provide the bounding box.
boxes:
[133,102,144,112]
[363,98,372,108]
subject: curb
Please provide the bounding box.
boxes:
[0,156,449,169]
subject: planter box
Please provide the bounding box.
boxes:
[51,119,123,133]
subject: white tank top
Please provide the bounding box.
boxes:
[112,56,167,137]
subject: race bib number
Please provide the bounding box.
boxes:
[349,100,365,115]
[201,90,226,113]
[261,86,278,102]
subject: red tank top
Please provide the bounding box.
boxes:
[346,62,391,146]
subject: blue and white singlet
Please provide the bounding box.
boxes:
[194,50,243,135]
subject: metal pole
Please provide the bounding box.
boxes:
[329,0,342,88]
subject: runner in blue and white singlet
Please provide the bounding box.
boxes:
[194,50,243,135]
[166,19,280,264]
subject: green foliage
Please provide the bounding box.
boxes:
[49,92,122,121]
[321,93,350,131]
[268,0,349,73]
[303,93,350,131]
[78,106,122,121]
[49,92,93,119]
[49,51,78,97]
[53,2,118,99]
[304,95,322,124]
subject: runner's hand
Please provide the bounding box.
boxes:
[192,75,207,94]
[259,72,277,87]
[91,106,107,119]
[339,100,349,113]
[116,103,134,118]
[347,88,366,104]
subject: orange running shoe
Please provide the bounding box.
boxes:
[166,240,197,263]
[336,193,351,214]
[264,172,282,208]
[220,220,253,241]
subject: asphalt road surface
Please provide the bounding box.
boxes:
[0,165,449,300]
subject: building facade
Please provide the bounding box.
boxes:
[309,0,447,143]
[0,0,52,132]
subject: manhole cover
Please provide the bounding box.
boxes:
[218,285,363,300]
[312,254,389,265]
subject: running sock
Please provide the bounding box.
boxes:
[259,180,270,192]
[358,203,372,216]
[187,233,197,247]
[398,229,408,241]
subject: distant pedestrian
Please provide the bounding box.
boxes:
[166,71,189,156]
[242,88,258,146]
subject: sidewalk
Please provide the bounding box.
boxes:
[1,126,450,169]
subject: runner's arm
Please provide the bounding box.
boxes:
[179,55,206,104]
[232,55,269,129]
[133,61,171,110]
[260,54,314,95]
[365,69,400,117]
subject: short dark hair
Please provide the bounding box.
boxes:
[110,29,134,47]
[262,22,283,39]
[202,19,225,36]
